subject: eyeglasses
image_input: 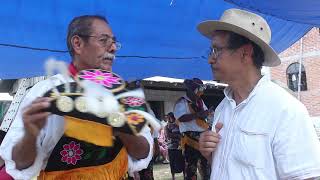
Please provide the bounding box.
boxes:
[79,34,121,50]
[207,46,230,59]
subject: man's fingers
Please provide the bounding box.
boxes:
[200,131,220,152]
[204,136,220,143]
[200,136,219,147]
[201,141,217,148]
[23,101,51,115]
[24,112,50,129]
[21,98,52,137]
[200,147,217,153]
[32,97,52,103]
[201,131,221,139]
[201,130,214,136]
[28,112,51,123]
[199,143,218,154]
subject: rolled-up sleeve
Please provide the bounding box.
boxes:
[127,126,154,176]
[273,104,320,179]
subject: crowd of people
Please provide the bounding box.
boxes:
[0,7,320,180]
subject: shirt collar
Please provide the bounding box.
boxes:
[68,62,78,78]
[224,75,268,104]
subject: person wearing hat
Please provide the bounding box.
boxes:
[173,78,211,180]
[198,8,320,179]
[0,15,153,180]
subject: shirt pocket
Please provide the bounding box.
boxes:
[232,127,270,169]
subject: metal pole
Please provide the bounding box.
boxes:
[298,37,303,100]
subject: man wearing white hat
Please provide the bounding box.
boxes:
[198,8,320,180]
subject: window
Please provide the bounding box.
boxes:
[286,63,307,91]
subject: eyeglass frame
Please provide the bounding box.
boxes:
[78,34,121,50]
[207,46,232,59]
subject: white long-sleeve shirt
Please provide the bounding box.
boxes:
[210,76,320,180]
[0,74,153,180]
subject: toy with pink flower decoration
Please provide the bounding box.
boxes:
[42,59,161,146]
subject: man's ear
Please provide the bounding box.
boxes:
[241,44,254,63]
[71,35,83,55]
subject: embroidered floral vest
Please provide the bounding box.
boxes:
[38,117,129,180]
[38,69,151,179]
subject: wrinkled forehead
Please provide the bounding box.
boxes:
[91,19,114,37]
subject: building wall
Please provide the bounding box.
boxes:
[144,89,185,117]
[144,88,225,118]
[271,28,320,117]
[164,101,177,115]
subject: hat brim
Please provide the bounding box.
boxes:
[197,20,281,67]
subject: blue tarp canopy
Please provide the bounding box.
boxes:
[0,0,317,80]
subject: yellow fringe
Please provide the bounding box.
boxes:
[64,116,113,147]
[38,147,128,180]
[181,135,199,150]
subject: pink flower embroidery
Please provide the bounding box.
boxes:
[122,97,145,107]
[60,141,83,165]
[79,70,122,88]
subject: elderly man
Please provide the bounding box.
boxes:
[0,15,153,180]
[198,9,320,180]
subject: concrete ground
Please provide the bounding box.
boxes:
[153,163,184,180]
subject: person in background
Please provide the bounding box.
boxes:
[0,130,13,180]
[133,103,159,180]
[158,116,169,164]
[174,78,211,180]
[165,112,184,180]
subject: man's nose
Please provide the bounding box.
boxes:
[107,42,116,53]
[208,56,217,64]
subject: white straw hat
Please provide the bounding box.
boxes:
[197,8,281,67]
